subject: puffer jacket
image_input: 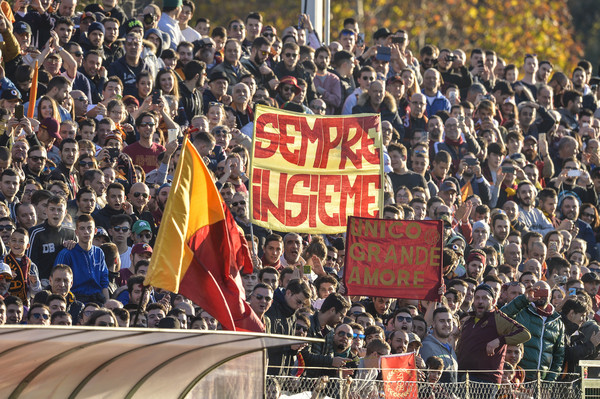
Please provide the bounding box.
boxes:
[265,288,297,375]
[501,294,565,381]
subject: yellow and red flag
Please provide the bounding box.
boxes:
[381,352,418,399]
[144,138,264,332]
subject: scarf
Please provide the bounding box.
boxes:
[261,255,281,271]
[535,303,554,317]
[445,135,465,147]
[6,252,31,304]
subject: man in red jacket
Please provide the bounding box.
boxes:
[457,284,531,390]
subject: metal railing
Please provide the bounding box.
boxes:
[267,367,582,399]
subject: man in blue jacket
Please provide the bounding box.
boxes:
[55,214,109,305]
[422,69,451,117]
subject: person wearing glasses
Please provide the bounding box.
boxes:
[241,37,278,91]
[123,112,165,174]
[127,182,156,237]
[26,303,51,325]
[273,42,316,104]
[248,282,273,332]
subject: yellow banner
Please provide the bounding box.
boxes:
[250,105,384,234]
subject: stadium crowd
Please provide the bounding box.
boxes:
[0,0,598,395]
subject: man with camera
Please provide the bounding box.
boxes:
[502,280,565,382]
[436,48,473,94]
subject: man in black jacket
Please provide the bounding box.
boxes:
[27,196,76,284]
[265,279,310,375]
[303,293,350,377]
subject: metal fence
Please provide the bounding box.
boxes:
[267,368,582,399]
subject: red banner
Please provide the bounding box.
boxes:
[343,217,443,300]
[381,352,418,399]
[250,105,384,234]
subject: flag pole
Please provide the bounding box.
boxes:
[132,285,148,327]
[27,61,38,118]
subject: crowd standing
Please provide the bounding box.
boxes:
[0,0,597,396]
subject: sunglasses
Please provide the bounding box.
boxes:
[0,274,12,281]
[282,86,294,92]
[73,51,83,57]
[284,53,298,58]
[326,256,337,261]
[232,201,246,207]
[361,76,375,81]
[263,33,275,38]
[133,192,149,199]
[0,225,14,231]
[113,226,130,232]
[337,331,354,338]
[209,101,223,107]
[139,122,156,127]
[139,232,152,239]
[32,313,50,320]
[313,107,327,112]
[79,161,95,167]
[396,316,413,322]
[126,37,142,44]
[583,212,596,219]
[254,294,272,302]
[29,156,46,162]
[96,321,115,327]
[296,325,308,333]
[353,333,366,339]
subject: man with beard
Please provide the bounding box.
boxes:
[522,135,554,180]
[241,37,278,91]
[248,283,273,332]
[420,307,458,383]
[24,146,47,185]
[280,233,304,268]
[515,181,553,235]
[559,193,599,260]
[303,293,350,377]
[502,281,564,382]
[458,284,530,385]
[486,213,510,253]
[313,46,341,114]
[273,76,301,106]
[45,138,78,199]
[388,329,409,354]
[517,101,557,138]
[455,152,491,204]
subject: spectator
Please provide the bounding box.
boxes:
[502,281,565,381]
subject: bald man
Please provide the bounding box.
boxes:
[422,68,451,116]
[352,80,404,135]
[502,280,564,382]
[127,182,157,236]
[71,90,89,119]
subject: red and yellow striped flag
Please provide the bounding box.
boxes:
[144,138,264,332]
